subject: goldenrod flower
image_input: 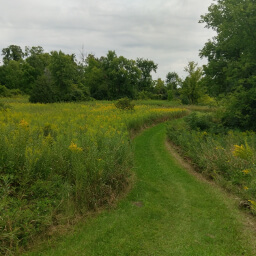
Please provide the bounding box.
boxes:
[233,143,253,160]
[242,169,250,174]
[19,119,29,128]
[248,200,256,206]
[69,141,83,152]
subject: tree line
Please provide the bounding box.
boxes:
[0,45,206,104]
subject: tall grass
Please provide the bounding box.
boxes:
[166,118,256,213]
[0,101,187,255]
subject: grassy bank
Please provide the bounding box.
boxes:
[166,115,256,213]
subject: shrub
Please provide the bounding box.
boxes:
[184,112,213,131]
[184,112,227,134]
[137,90,154,100]
[0,84,11,97]
[222,88,256,131]
[9,88,23,96]
[115,97,135,110]
[0,102,11,111]
[198,94,217,106]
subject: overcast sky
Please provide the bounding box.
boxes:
[0,0,215,79]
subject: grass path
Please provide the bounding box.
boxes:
[25,123,256,256]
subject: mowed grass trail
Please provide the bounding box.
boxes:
[25,123,256,256]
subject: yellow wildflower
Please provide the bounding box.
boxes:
[243,186,249,190]
[19,119,29,128]
[69,141,83,152]
[248,200,256,206]
[232,143,253,160]
[242,169,250,174]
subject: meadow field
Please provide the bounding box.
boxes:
[0,98,187,255]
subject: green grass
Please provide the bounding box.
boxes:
[24,123,256,256]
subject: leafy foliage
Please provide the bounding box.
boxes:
[2,45,24,63]
[180,61,204,104]
[115,97,135,110]
[200,0,256,131]
[221,87,256,131]
[185,112,214,131]
[200,0,256,96]
[29,71,57,103]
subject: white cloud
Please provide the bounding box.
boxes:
[0,0,215,79]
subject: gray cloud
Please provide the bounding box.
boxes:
[0,0,215,79]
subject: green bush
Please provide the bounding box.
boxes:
[184,112,227,134]
[222,88,256,131]
[137,90,153,100]
[198,94,217,106]
[115,97,135,110]
[9,88,23,96]
[185,112,212,131]
[0,84,23,98]
[0,84,11,97]
[0,102,11,111]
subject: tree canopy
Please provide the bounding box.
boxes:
[200,0,256,130]
[200,0,256,96]
[0,46,160,102]
[180,61,204,104]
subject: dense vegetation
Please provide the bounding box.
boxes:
[0,45,215,105]
[0,46,164,102]
[167,113,256,212]
[164,0,256,201]
[199,0,256,131]
[0,100,186,255]
[1,0,256,254]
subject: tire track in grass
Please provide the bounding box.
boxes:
[25,123,256,256]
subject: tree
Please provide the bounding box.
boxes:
[25,46,51,78]
[136,58,158,92]
[166,72,181,90]
[29,70,57,103]
[199,0,256,96]
[0,60,23,89]
[166,71,181,99]
[49,51,78,93]
[154,78,167,99]
[84,54,108,100]
[29,50,89,103]
[2,45,24,63]
[200,0,256,130]
[221,87,256,131]
[180,62,204,104]
[103,52,140,99]
[85,51,141,100]
[47,50,89,101]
